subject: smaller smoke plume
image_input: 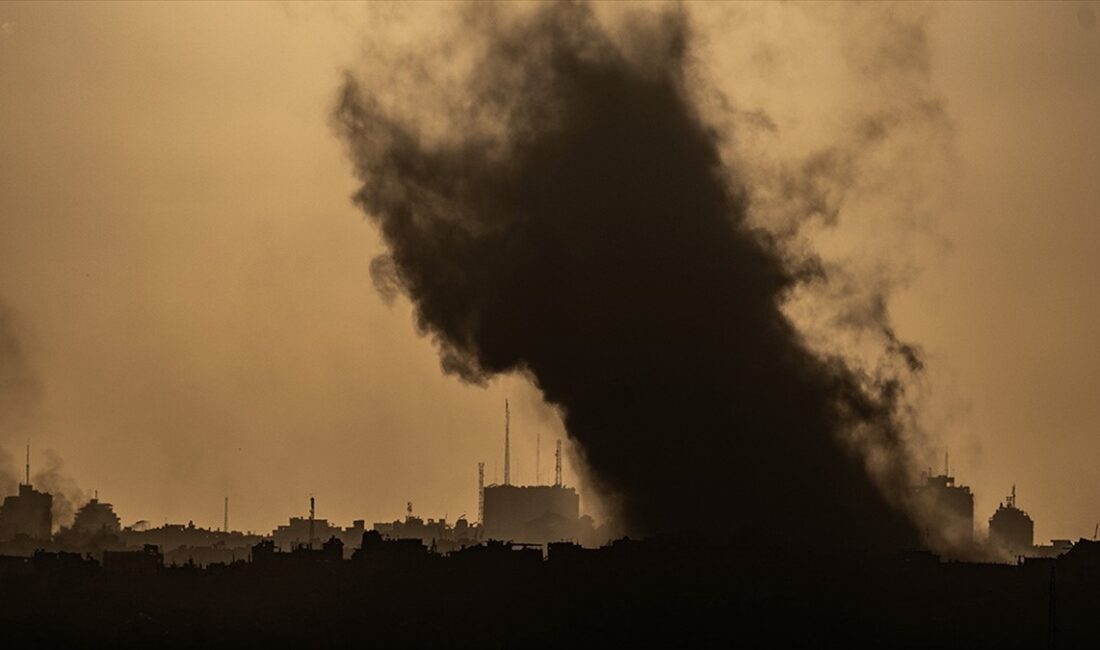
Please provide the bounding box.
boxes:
[32,449,90,530]
[0,300,88,527]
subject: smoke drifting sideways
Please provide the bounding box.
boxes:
[335,3,921,551]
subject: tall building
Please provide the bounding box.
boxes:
[481,405,583,544]
[0,483,53,542]
[988,485,1034,556]
[915,470,975,544]
[71,497,121,535]
[482,484,580,544]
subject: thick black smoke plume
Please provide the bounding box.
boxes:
[335,3,918,550]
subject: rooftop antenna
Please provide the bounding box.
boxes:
[1008,484,1017,509]
[944,449,949,477]
[25,443,30,486]
[554,440,562,487]
[223,497,229,533]
[308,496,315,550]
[477,462,485,524]
[407,501,413,519]
[504,399,511,486]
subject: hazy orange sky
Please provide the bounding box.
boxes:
[1,1,1099,542]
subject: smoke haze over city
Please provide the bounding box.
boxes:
[6,2,1100,646]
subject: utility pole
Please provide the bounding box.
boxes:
[25,443,30,486]
[555,440,562,487]
[504,399,511,486]
[478,462,485,524]
[308,496,315,550]
[223,497,229,533]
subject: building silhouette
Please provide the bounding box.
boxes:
[372,506,481,553]
[272,516,364,553]
[482,484,580,543]
[71,497,121,535]
[989,485,1034,556]
[0,483,52,542]
[915,466,975,544]
[119,520,262,567]
[479,404,586,545]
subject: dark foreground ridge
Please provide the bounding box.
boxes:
[4,532,1100,648]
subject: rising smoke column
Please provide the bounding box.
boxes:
[0,302,87,528]
[335,3,918,549]
[32,448,89,530]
